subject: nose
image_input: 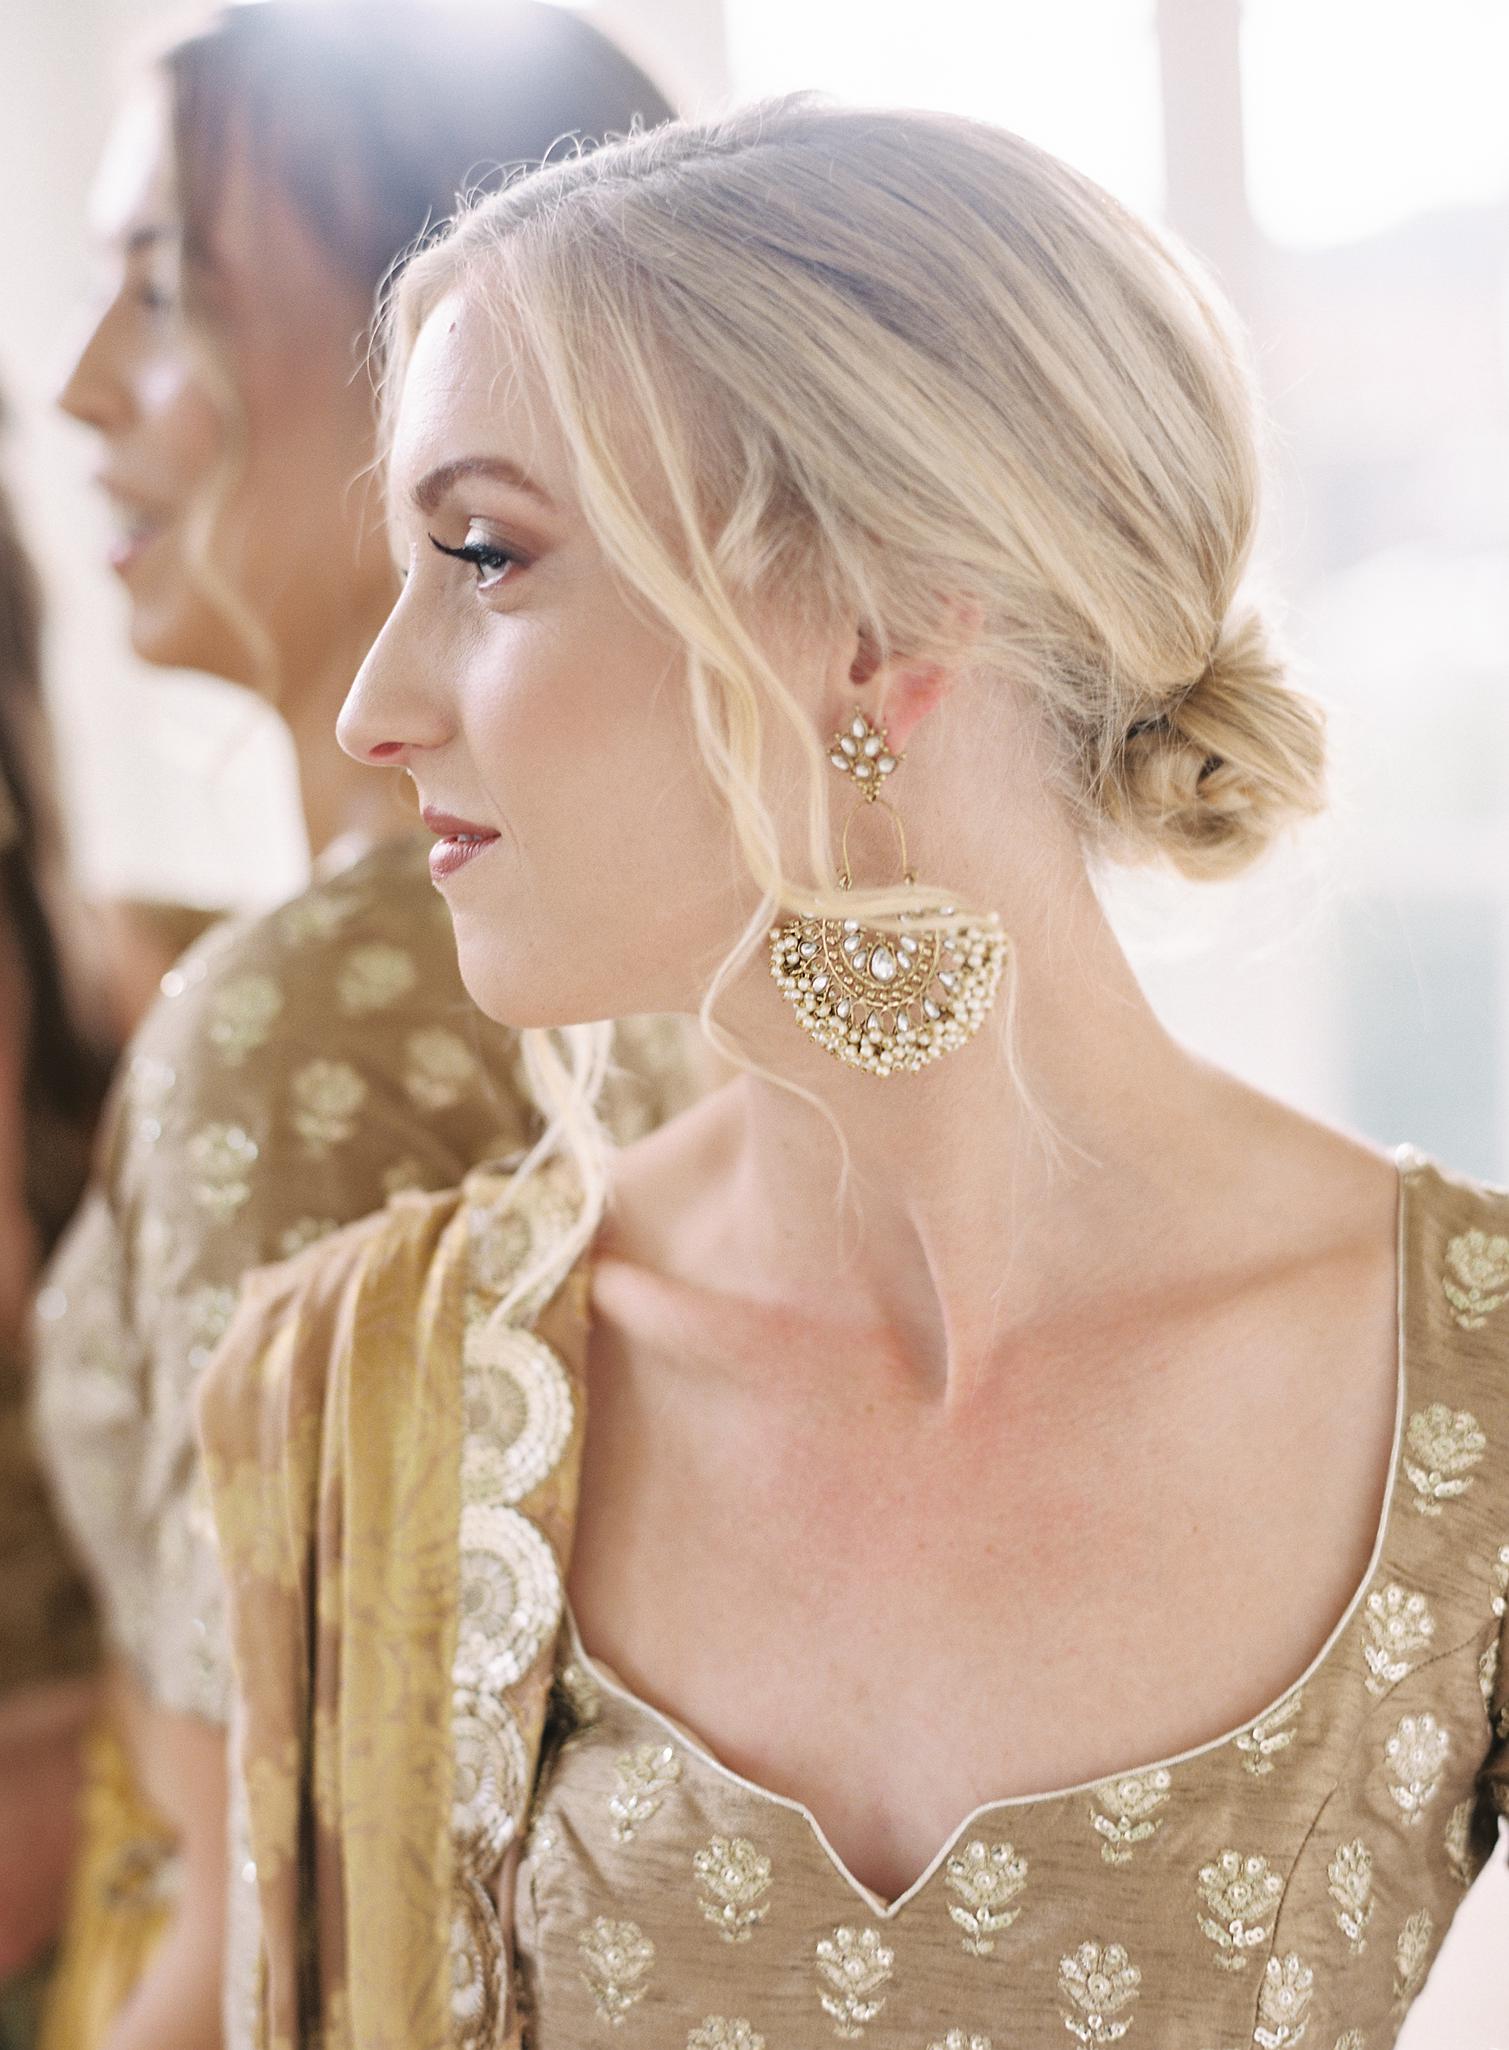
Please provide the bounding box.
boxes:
[56,300,131,434]
[336,595,453,766]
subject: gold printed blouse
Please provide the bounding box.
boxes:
[30,832,697,1728]
[202,1139,1509,2050]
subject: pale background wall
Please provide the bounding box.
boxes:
[1,1,1506,2034]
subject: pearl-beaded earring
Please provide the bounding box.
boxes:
[767,708,1006,1076]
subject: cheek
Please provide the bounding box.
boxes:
[440,608,750,1025]
[220,349,384,618]
[135,356,223,503]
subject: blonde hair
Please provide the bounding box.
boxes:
[384,94,1329,1304]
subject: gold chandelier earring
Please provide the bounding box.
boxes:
[768,708,1007,1075]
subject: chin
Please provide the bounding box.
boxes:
[450,932,601,1037]
[124,573,253,684]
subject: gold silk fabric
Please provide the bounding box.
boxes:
[204,1141,1509,2050]
[200,1153,594,2050]
[30,833,696,1726]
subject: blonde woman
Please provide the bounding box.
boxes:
[203,99,1509,2049]
[31,10,704,2050]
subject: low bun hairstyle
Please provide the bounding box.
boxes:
[1097,605,1327,883]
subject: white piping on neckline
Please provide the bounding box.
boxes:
[559,1137,1424,1921]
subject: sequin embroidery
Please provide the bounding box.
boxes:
[815,1926,895,2038]
[1057,1940,1140,2044]
[693,1836,772,1942]
[1196,1851,1282,1969]
[1325,1838,1373,1954]
[943,1838,1027,1955]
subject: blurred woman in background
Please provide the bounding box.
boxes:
[32,8,701,2048]
[0,389,110,2049]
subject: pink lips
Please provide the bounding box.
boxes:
[421,807,501,883]
[95,476,167,578]
[106,524,163,576]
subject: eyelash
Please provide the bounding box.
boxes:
[427,532,525,588]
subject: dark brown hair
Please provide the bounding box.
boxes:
[161,0,677,315]
[0,400,114,1256]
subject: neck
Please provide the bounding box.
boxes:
[275,613,416,865]
[612,818,1293,1414]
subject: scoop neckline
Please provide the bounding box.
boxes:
[556,1138,1425,1920]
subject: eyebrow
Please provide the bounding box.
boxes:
[410,455,557,518]
[123,225,175,256]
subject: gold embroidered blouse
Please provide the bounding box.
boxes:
[30,832,699,1728]
[201,1137,1509,2050]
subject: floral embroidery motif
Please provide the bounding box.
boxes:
[1492,1545,1509,1620]
[1234,1690,1302,1775]
[381,1156,430,1197]
[578,1917,654,2025]
[1441,1228,1509,1327]
[1196,1850,1283,1969]
[275,1216,339,1259]
[687,2025,765,2050]
[1383,1711,1449,1823]
[337,941,418,1013]
[1402,1403,1486,1515]
[1325,1839,1373,1954]
[125,1053,175,1152]
[207,972,283,1066]
[461,1325,575,1507]
[276,888,359,944]
[609,1743,682,1842]
[1392,1909,1432,2007]
[182,1283,237,1371]
[1332,2035,1364,2050]
[1443,1800,1476,1887]
[403,1026,483,1110]
[815,1926,894,2038]
[1088,1770,1171,1865]
[694,1836,772,1942]
[943,1838,1027,1954]
[1253,1953,1313,2047]
[1362,1585,1435,1695]
[289,1059,368,1154]
[455,1502,562,1692]
[186,1123,259,1218]
[1057,1940,1140,2043]
[926,2036,992,2050]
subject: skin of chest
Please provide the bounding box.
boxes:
[567,1240,1402,1905]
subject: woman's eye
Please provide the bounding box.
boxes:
[427,531,523,590]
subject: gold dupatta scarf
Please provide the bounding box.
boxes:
[199,1157,591,2050]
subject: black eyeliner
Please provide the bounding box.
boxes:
[427,533,515,572]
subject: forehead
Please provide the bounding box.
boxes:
[89,81,174,246]
[390,288,573,508]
